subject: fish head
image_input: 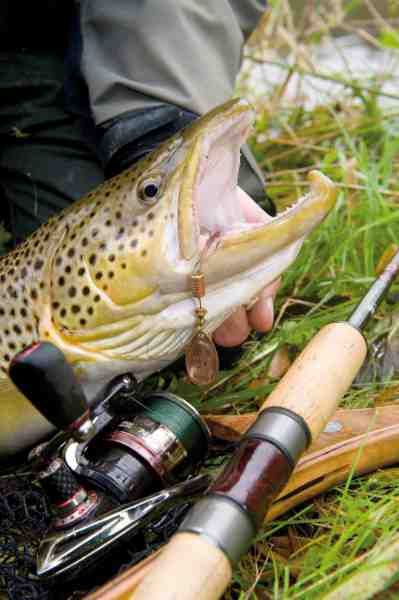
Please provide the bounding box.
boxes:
[44,99,336,392]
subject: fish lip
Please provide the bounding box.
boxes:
[220,170,336,249]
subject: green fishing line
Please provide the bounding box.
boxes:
[143,393,210,465]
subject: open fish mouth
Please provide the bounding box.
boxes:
[178,98,336,280]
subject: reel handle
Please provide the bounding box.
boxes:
[9,342,92,440]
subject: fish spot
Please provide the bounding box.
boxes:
[78,268,85,276]
[60,308,67,318]
[30,289,38,300]
[95,272,103,280]
[68,286,77,298]
[141,250,147,257]
[8,342,16,351]
[0,308,4,316]
[80,318,87,326]
[10,309,15,317]
[55,257,62,266]
[7,286,17,299]
[67,248,75,258]
[148,230,154,237]
[4,354,10,362]
[87,307,94,315]
[116,227,125,240]
[71,305,80,314]
[65,265,71,274]
[108,271,114,279]
[130,240,138,249]
[100,242,107,251]
[58,276,65,286]
[147,212,155,221]
[39,282,45,289]
[4,329,9,336]
[116,211,122,220]
[52,302,60,310]
[13,325,21,335]
[89,254,97,266]
[108,254,115,262]
[82,286,90,296]
[91,229,99,238]
[20,307,27,318]
[121,263,126,269]
[26,324,33,333]
[21,267,27,278]
[105,220,112,227]
[94,295,100,302]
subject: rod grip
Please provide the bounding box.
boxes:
[261,322,367,441]
[131,533,231,600]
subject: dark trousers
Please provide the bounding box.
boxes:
[0,50,104,242]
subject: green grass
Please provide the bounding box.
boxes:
[149,17,399,597]
[226,65,399,598]
[221,115,399,598]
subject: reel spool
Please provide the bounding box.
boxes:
[83,392,211,502]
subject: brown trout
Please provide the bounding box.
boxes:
[0,99,336,456]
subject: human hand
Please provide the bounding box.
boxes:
[213,277,281,347]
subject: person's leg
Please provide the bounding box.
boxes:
[0,50,104,242]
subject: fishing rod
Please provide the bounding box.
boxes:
[85,403,399,600]
[130,248,399,600]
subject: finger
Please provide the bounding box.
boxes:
[247,278,281,332]
[213,306,251,347]
[247,296,274,332]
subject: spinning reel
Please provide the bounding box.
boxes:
[9,342,211,580]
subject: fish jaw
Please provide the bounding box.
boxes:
[201,170,336,285]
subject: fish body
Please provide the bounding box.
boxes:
[0,99,336,456]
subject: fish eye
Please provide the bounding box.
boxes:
[137,176,162,205]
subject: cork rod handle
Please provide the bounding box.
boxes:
[262,322,367,439]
